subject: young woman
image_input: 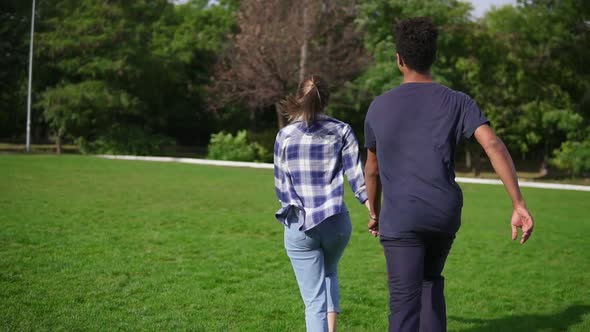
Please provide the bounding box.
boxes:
[273,75,369,332]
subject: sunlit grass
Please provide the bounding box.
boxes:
[1,155,589,331]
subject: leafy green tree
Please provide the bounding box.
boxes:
[34,0,235,153]
[476,0,590,170]
[0,0,30,139]
[149,0,237,145]
[332,0,475,151]
[35,0,170,153]
[336,0,590,176]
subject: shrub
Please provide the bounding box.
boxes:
[551,138,590,176]
[251,142,272,163]
[247,129,277,163]
[78,126,174,156]
[207,130,271,162]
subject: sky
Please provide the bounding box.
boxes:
[173,0,518,18]
[470,0,516,17]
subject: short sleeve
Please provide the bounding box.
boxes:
[364,102,377,149]
[460,94,490,139]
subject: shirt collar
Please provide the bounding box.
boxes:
[292,113,329,124]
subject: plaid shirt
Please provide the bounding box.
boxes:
[274,115,368,231]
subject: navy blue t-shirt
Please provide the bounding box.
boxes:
[364,82,489,237]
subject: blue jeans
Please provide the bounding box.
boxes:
[284,208,352,332]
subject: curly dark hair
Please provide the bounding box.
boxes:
[394,17,438,73]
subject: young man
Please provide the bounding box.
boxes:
[363,17,534,332]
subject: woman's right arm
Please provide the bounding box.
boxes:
[274,133,286,204]
[341,125,369,205]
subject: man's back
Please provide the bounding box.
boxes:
[364,82,488,238]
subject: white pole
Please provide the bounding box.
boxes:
[26,0,36,152]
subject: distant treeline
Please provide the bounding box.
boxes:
[1,0,588,175]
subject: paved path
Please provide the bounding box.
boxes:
[97,155,590,192]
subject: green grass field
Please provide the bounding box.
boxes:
[1,155,589,331]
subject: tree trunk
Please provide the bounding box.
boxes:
[473,149,481,177]
[56,134,62,155]
[465,145,472,170]
[249,108,256,131]
[539,160,548,177]
[540,143,549,177]
[299,0,309,84]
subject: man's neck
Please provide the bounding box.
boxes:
[402,70,433,84]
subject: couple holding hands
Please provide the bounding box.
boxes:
[273,17,534,332]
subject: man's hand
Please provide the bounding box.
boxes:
[368,218,379,237]
[511,205,534,244]
[474,125,535,245]
[364,201,379,236]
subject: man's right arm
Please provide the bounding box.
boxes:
[474,124,534,244]
[365,147,381,237]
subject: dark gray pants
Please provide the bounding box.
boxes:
[380,233,455,332]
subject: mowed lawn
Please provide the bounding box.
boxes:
[1,155,589,331]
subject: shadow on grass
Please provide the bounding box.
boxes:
[450,304,590,332]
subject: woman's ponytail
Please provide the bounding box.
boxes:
[280,75,330,126]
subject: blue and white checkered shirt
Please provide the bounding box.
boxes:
[274,115,368,231]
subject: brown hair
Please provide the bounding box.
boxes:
[280,75,330,126]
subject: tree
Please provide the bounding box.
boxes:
[337,0,590,175]
[473,0,590,171]
[0,0,31,140]
[34,0,171,153]
[148,0,237,145]
[333,0,477,164]
[210,0,368,129]
[34,0,236,153]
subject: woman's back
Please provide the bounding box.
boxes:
[274,115,367,231]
